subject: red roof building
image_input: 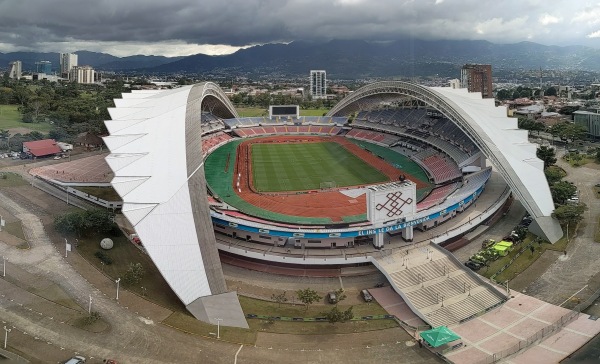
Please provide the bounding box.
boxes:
[23,139,62,157]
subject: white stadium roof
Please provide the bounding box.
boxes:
[104,83,247,328]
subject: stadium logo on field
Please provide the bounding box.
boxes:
[376,192,414,217]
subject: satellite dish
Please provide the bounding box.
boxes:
[100,238,114,250]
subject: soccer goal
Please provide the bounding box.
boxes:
[320,181,337,190]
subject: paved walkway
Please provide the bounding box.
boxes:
[524,154,600,306]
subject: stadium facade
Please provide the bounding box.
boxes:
[104,81,561,326]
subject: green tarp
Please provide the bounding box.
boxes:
[419,326,461,348]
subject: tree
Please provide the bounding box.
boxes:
[544,166,566,185]
[333,288,346,306]
[271,291,288,308]
[552,203,587,225]
[123,262,145,285]
[323,306,354,324]
[518,117,545,135]
[296,288,322,311]
[53,209,116,237]
[558,105,580,115]
[537,146,557,169]
[545,86,557,97]
[550,181,577,204]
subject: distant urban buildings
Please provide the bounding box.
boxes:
[573,109,600,140]
[460,64,493,98]
[35,60,52,74]
[60,53,78,79]
[69,65,95,84]
[8,61,22,79]
[310,70,327,99]
[448,79,461,89]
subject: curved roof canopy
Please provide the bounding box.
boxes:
[103,83,246,326]
[328,81,562,243]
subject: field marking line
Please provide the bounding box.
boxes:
[234,344,243,364]
[559,284,588,307]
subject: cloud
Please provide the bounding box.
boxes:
[538,13,562,25]
[588,30,600,38]
[0,0,597,56]
[572,5,600,25]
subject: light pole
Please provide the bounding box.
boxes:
[88,294,92,314]
[216,318,222,339]
[2,256,5,277]
[115,278,120,300]
[3,326,10,349]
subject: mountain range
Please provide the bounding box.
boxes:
[2,39,600,79]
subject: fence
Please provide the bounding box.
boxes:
[472,309,580,364]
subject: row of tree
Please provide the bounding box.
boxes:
[518,117,587,145]
[536,146,587,226]
[1,77,129,147]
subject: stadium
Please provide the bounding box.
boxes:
[102,81,563,334]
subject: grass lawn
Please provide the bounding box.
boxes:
[0,172,28,187]
[236,107,268,117]
[75,232,186,312]
[300,108,330,116]
[163,295,397,344]
[482,231,572,283]
[74,186,121,201]
[251,141,388,192]
[0,105,52,133]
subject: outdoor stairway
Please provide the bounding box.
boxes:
[375,243,506,328]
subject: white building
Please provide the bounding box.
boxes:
[60,53,78,79]
[69,65,95,84]
[310,70,327,99]
[8,61,22,79]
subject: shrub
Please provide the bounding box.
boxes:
[94,250,113,265]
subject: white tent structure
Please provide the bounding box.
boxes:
[328,81,562,243]
[103,83,248,328]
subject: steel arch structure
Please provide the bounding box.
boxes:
[104,82,247,328]
[328,81,562,243]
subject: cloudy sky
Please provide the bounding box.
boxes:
[0,0,599,57]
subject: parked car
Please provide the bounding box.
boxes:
[327,291,337,304]
[63,356,86,364]
[361,289,373,302]
[465,260,482,271]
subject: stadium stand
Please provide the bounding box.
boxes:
[416,183,460,211]
[412,150,462,184]
[201,112,226,135]
[352,109,478,165]
[377,243,505,327]
[224,116,347,128]
[232,125,341,138]
[345,128,400,146]
[202,132,233,156]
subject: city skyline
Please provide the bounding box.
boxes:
[0,0,598,57]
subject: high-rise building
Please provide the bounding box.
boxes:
[69,65,95,84]
[8,61,22,79]
[310,70,327,99]
[35,61,52,74]
[60,53,78,78]
[460,64,493,98]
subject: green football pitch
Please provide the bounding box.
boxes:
[251,142,389,192]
